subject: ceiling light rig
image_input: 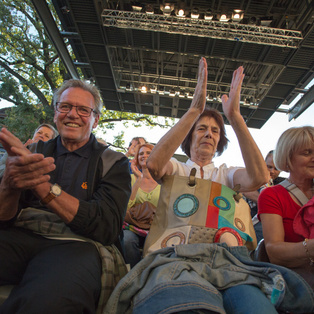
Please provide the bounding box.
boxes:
[102,9,303,48]
[119,83,258,106]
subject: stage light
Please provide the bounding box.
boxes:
[145,4,154,14]
[132,5,142,12]
[191,8,199,19]
[249,16,258,25]
[207,94,214,101]
[169,89,176,97]
[219,14,229,22]
[204,10,213,20]
[126,83,132,91]
[141,86,147,93]
[187,91,194,99]
[260,17,272,26]
[162,4,173,16]
[177,9,185,17]
[150,85,157,93]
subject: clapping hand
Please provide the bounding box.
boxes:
[0,128,30,157]
[130,159,142,179]
[190,57,208,115]
[221,66,245,122]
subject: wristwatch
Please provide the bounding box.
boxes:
[40,183,62,205]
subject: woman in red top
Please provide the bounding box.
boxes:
[258,126,314,268]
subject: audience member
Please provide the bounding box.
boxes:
[123,143,160,268]
[258,126,314,274]
[125,136,147,174]
[104,58,313,314]
[244,150,284,243]
[24,123,58,146]
[125,137,146,158]
[0,79,131,313]
[264,150,285,185]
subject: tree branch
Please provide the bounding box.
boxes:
[0,60,49,107]
[0,95,18,106]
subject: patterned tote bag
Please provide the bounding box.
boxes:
[143,168,257,256]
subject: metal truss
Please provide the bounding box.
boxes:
[102,10,303,48]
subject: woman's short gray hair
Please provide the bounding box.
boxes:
[53,79,103,114]
[274,126,314,172]
[33,123,58,139]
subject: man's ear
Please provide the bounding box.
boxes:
[53,111,57,124]
[92,114,99,129]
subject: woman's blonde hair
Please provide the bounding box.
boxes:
[274,126,314,172]
[134,143,154,169]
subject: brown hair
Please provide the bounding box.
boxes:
[134,143,154,169]
[181,107,228,158]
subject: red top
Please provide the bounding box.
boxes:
[258,185,304,243]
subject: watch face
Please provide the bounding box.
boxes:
[51,184,62,196]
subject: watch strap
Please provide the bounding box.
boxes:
[39,184,61,206]
[40,192,56,205]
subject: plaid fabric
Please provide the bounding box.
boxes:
[14,207,128,312]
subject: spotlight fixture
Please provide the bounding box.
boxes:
[177,9,185,17]
[145,4,154,14]
[140,85,147,93]
[219,14,230,22]
[132,5,142,12]
[126,83,132,91]
[187,91,194,99]
[158,86,165,95]
[162,4,173,16]
[204,10,213,20]
[150,85,157,93]
[249,16,258,25]
[169,89,176,97]
[260,17,273,26]
[207,94,214,101]
[191,8,199,19]
[232,10,243,22]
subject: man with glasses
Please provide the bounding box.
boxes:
[0,79,131,313]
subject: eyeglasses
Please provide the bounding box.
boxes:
[56,102,98,117]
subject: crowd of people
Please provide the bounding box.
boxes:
[0,57,313,313]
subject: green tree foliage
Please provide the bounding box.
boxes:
[0,0,63,141]
[0,0,174,146]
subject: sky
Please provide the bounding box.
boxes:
[1,91,313,179]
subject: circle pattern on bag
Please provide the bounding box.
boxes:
[213,196,231,211]
[161,232,186,248]
[173,194,199,217]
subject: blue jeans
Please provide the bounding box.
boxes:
[222,284,276,314]
[123,229,145,268]
[104,243,314,314]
